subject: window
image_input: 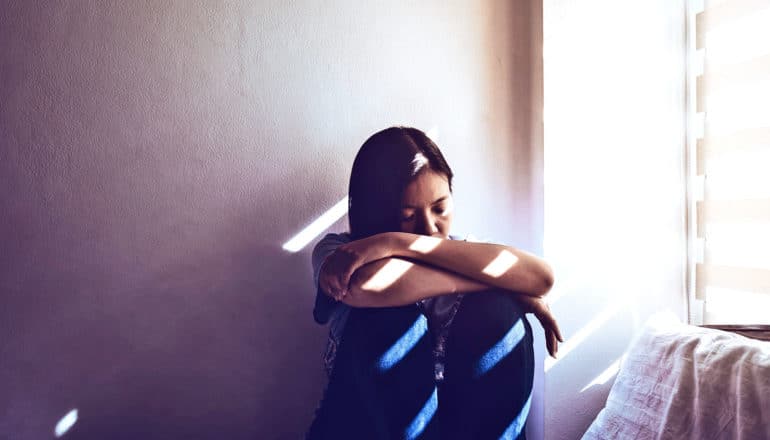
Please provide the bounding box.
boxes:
[687,0,770,325]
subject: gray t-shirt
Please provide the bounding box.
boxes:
[311,232,469,381]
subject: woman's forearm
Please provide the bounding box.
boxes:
[342,258,489,308]
[385,232,554,297]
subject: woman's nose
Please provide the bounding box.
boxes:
[416,213,438,235]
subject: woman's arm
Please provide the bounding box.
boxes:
[339,256,564,358]
[341,257,489,308]
[391,232,554,297]
[321,232,553,301]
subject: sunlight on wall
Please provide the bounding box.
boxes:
[580,356,623,393]
[543,276,582,307]
[543,0,687,438]
[545,304,621,373]
[282,197,348,252]
[54,408,78,438]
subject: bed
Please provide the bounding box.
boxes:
[581,312,770,440]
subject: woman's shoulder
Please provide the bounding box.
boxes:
[311,232,352,261]
[317,232,352,246]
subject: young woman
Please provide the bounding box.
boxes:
[306,127,562,440]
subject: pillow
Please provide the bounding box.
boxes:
[582,311,770,440]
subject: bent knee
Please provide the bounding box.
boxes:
[450,290,532,347]
[457,289,528,324]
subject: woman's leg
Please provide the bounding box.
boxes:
[307,305,440,440]
[439,289,534,440]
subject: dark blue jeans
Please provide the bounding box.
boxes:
[307,289,534,440]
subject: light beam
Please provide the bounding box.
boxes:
[283,197,348,252]
[54,409,78,438]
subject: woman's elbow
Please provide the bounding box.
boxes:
[341,260,403,307]
[535,264,555,296]
[340,286,371,308]
[540,270,555,296]
[340,272,384,307]
[516,262,554,297]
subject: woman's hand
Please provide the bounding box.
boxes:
[318,233,397,301]
[512,295,563,358]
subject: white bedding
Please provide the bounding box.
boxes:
[582,312,770,440]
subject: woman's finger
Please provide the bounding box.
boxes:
[539,309,564,343]
[338,268,356,295]
[330,256,359,296]
[549,317,564,342]
[552,331,559,356]
[549,331,558,358]
[320,255,342,296]
[539,312,557,335]
[547,333,555,358]
[552,321,563,344]
[320,273,346,301]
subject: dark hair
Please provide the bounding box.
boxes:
[348,126,454,240]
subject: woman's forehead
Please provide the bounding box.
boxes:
[401,171,451,207]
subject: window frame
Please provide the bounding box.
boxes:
[685,0,770,334]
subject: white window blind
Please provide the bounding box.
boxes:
[691,0,770,324]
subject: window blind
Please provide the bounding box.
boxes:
[693,0,770,324]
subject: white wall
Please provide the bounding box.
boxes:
[0,1,544,438]
[543,1,688,439]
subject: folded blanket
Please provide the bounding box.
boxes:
[582,311,770,440]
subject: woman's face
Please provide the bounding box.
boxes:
[399,169,454,238]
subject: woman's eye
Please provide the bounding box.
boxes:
[400,214,414,222]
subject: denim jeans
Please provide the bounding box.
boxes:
[306,289,534,440]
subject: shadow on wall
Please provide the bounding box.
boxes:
[3,222,322,439]
[2,2,341,438]
[6,212,330,439]
[1,1,541,439]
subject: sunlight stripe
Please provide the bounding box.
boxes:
[377,315,429,372]
[580,357,623,392]
[404,387,438,440]
[282,197,348,252]
[499,392,532,439]
[545,304,620,372]
[54,409,78,438]
[475,318,526,377]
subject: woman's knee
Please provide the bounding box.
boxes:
[343,305,433,373]
[334,306,437,438]
[440,291,534,438]
[451,290,529,340]
[445,290,533,371]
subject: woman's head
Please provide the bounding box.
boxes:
[348,126,454,240]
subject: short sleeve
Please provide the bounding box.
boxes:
[311,232,352,325]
